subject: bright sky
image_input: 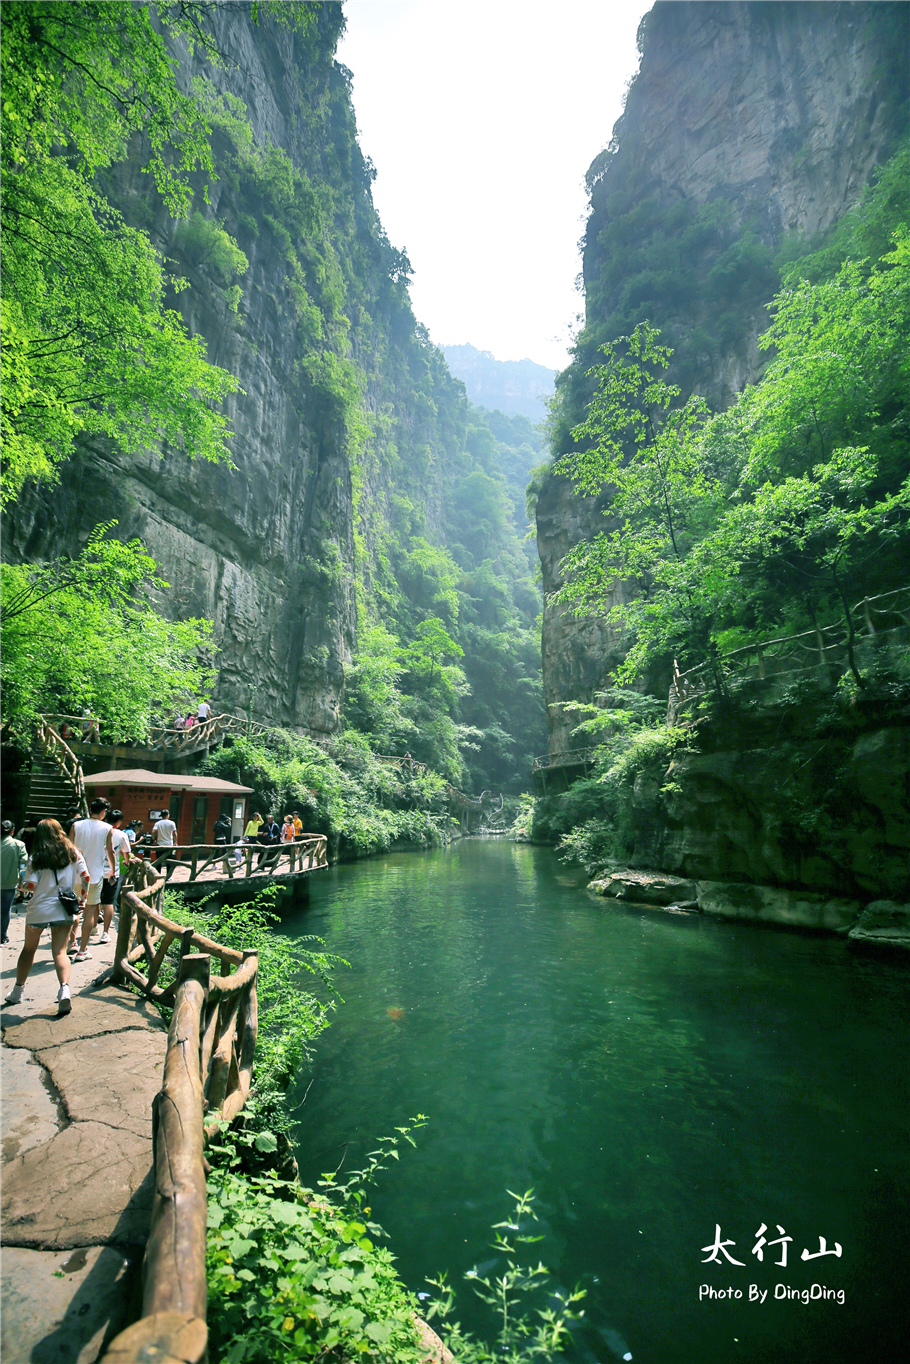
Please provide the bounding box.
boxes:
[338,1,651,372]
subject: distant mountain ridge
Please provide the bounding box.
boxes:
[442,343,555,423]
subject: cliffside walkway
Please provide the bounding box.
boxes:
[1,916,166,1363]
[671,586,910,704]
[2,863,263,1364]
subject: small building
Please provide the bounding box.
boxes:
[82,769,253,845]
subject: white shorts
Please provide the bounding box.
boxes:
[86,881,102,906]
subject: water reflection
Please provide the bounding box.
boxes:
[286,840,909,1364]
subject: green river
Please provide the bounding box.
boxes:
[285,839,908,1364]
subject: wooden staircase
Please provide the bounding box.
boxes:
[27,719,88,824]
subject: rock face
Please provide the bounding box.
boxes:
[625,720,910,902]
[537,0,908,753]
[3,7,478,739]
[848,901,910,949]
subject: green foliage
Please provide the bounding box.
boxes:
[548,689,693,872]
[1,1,247,504]
[422,1192,585,1364]
[175,212,249,291]
[201,730,451,860]
[207,1151,583,1364]
[556,219,910,689]
[0,524,214,740]
[207,1175,421,1363]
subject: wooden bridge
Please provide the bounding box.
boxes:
[146,835,328,897]
[532,746,597,792]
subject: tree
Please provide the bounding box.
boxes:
[554,233,910,688]
[0,1,241,503]
[0,1,317,506]
[1,524,215,739]
[554,322,720,679]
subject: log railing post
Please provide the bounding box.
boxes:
[112,897,134,984]
[142,954,210,1322]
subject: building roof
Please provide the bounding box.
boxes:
[83,768,253,794]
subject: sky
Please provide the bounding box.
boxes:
[338,1,651,372]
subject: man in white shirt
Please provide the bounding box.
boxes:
[153,814,177,845]
[69,798,116,960]
[99,809,132,945]
[196,700,212,722]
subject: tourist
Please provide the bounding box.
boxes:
[99,809,132,945]
[197,699,212,723]
[4,820,88,1014]
[281,815,296,844]
[173,713,186,732]
[152,811,177,849]
[125,820,139,845]
[69,799,116,961]
[232,837,246,867]
[80,711,100,743]
[184,712,197,730]
[244,811,263,840]
[213,811,232,844]
[292,811,303,841]
[1,819,27,945]
[257,813,280,866]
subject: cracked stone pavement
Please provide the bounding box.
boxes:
[1,904,167,1362]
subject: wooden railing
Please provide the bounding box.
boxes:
[147,712,273,752]
[34,717,89,816]
[142,835,328,887]
[341,749,490,813]
[672,586,910,700]
[532,746,596,773]
[46,710,275,754]
[100,865,261,1364]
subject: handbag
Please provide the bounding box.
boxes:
[54,868,80,916]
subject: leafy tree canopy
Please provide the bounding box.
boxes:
[556,225,910,690]
[0,1,316,506]
[1,523,215,740]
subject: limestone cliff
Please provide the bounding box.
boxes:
[6,4,536,761]
[538,0,909,754]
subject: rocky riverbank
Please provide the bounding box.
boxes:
[588,867,910,948]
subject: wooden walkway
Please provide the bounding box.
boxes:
[149,835,327,892]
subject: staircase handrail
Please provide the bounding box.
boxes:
[34,718,88,817]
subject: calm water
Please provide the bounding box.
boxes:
[284,840,909,1364]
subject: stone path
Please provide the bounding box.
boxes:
[1,904,166,1364]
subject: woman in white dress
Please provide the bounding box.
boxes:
[4,819,88,1014]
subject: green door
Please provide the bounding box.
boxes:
[191,795,207,845]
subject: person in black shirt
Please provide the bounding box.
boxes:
[256,814,280,867]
